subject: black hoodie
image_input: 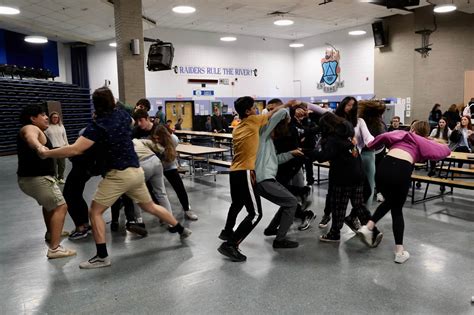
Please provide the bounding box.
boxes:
[309,120,364,186]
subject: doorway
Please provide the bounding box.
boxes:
[165,100,194,129]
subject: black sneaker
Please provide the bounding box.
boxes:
[318,215,331,228]
[110,221,119,232]
[319,231,340,242]
[273,239,299,248]
[218,229,234,241]
[300,186,313,210]
[298,210,316,231]
[217,242,247,262]
[264,227,278,236]
[126,222,148,236]
[344,216,361,233]
[358,226,383,248]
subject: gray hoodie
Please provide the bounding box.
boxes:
[255,108,294,183]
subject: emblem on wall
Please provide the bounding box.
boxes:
[317,46,344,93]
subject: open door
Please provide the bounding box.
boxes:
[165,100,194,129]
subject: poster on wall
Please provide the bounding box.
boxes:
[317,45,344,93]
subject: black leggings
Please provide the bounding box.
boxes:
[63,163,91,227]
[164,168,190,211]
[371,155,413,245]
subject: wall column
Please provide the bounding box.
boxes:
[113,0,145,105]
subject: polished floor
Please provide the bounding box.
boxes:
[1,155,473,314]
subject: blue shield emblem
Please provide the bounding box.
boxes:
[321,61,338,85]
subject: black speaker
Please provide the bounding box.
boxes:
[372,21,387,48]
[147,42,174,71]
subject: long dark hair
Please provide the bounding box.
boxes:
[318,112,347,137]
[335,96,358,127]
[431,103,441,113]
[272,115,290,140]
[358,100,386,136]
[92,87,116,116]
[434,117,449,140]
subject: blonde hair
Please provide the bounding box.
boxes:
[48,111,62,125]
[150,125,176,162]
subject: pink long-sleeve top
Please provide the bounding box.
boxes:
[367,130,451,163]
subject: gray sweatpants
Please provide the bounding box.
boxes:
[257,179,297,241]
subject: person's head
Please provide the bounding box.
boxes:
[235,96,256,119]
[438,117,447,129]
[213,106,221,116]
[92,87,116,116]
[19,104,48,130]
[448,104,457,112]
[410,120,430,137]
[432,103,441,112]
[460,115,472,129]
[158,106,163,111]
[318,112,352,137]
[206,115,211,122]
[335,96,358,126]
[132,109,152,131]
[391,116,401,128]
[49,111,62,126]
[135,98,151,112]
[272,112,291,140]
[150,124,176,162]
[166,119,172,126]
[267,98,283,112]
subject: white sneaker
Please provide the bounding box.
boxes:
[79,255,111,269]
[376,193,385,202]
[358,225,373,247]
[185,210,198,221]
[394,251,410,264]
[47,245,77,259]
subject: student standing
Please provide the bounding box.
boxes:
[359,121,450,263]
[44,111,69,184]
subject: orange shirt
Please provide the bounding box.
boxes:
[230,114,268,171]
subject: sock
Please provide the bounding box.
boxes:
[96,243,108,258]
[169,222,184,234]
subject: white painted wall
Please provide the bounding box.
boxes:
[87,41,119,96]
[293,25,375,98]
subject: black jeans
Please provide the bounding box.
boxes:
[224,170,262,245]
[63,163,91,227]
[111,195,136,223]
[371,156,413,245]
[164,168,190,211]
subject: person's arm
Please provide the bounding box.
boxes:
[303,102,329,116]
[367,131,403,150]
[418,136,451,161]
[265,100,300,119]
[139,139,165,154]
[277,149,303,165]
[21,125,46,151]
[62,125,69,145]
[429,128,437,139]
[38,136,94,159]
[260,108,289,140]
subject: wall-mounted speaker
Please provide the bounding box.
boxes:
[372,21,388,48]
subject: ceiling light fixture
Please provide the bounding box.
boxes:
[220,36,237,42]
[348,30,366,36]
[433,4,456,13]
[24,36,48,44]
[172,5,196,14]
[274,19,294,26]
[289,42,304,48]
[0,5,20,15]
[109,42,117,47]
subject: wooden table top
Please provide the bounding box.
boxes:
[176,144,229,155]
[445,152,474,162]
[174,130,233,139]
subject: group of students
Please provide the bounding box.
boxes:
[17,88,194,269]
[17,88,454,270]
[217,96,451,264]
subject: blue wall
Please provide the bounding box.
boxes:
[0,29,59,76]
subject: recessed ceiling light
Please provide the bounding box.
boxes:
[348,30,366,36]
[24,36,48,44]
[274,19,294,26]
[172,5,196,14]
[0,5,20,15]
[220,36,237,42]
[109,42,117,47]
[289,43,304,48]
[433,4,456,13]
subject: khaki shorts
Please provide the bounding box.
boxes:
[18,176,65,212]
[94,167,152,207]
